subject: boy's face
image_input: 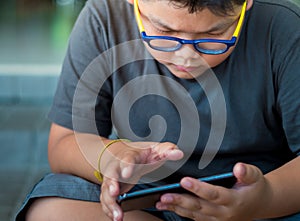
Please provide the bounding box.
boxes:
[130,0,250,79]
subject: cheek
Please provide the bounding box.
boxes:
[203,47,235,67]
[203,55,226,67]
[144,44,173,63]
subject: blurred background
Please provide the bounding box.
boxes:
[0,1,85,220]
[0,0,299,221]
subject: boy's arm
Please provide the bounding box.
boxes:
[258,156,300,218]
[47,122,184,184]
[48,123,108,183]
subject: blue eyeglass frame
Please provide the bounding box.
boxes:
[133,0,247,55]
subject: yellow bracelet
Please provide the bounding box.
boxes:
[94,139,130,183]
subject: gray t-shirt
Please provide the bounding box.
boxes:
[48,0,300,181]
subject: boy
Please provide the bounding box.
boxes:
[16,0,300,220]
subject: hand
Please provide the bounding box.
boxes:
[100,141,184,221]
[156,163,272,221]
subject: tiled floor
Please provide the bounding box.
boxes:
[0,103,52,221]
[0,1,85,220]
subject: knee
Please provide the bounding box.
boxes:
[25,197,63,221]
[25,197,107,221]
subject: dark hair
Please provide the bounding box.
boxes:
[167,0,245,16]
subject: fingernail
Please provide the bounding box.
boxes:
[156,202,167,210]
[162,194,173,203]
[168,149,183,158]
[237,163,246,176]
[169,149,178,154]
[109,185,116,194]
[113,210,119,220]
[182,179,193,188]
[122,166,130,178]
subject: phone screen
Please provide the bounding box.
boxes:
[117,172,236,211]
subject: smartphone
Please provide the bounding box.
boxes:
[117,172,236,211]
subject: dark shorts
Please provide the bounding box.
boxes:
[15,173,300,221]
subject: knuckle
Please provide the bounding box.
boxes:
[161,142,177,149]
[121,154,134,164]
[192,211,203,221]
[194,199,202,210]
[207,188,219,201]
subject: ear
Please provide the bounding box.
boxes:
[127,0,134,4]
[246,0,253,10]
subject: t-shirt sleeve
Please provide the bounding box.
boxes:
[273,3,300,156]
[48,0,113,137]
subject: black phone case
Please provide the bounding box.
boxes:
[117,172,236,211]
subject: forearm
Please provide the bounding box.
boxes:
[48,124,110,183]
[255,156,300,219]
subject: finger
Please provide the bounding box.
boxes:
[101,178,119,201]
[180,177,233,205]
[158,193,223,217]
[169,207,215,221]
[100,201,113,220]
[100,179,123,221]
[119,154,136,179]
[159,193,201,210]
[108,179,120,196]
[119,148,159,184]
[166,148,184,161]
[151,142,184,161]
[156,197,216,221]
[233,162,263,186]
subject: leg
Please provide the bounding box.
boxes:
[25,197,163,221]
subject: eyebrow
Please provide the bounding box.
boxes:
[148,15,237,34]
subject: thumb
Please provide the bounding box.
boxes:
[233,162,263,186]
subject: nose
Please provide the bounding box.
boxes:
[174,43,201,59]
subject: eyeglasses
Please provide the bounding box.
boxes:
[134,0,246,55]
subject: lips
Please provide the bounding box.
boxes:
[175,65,197,72]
